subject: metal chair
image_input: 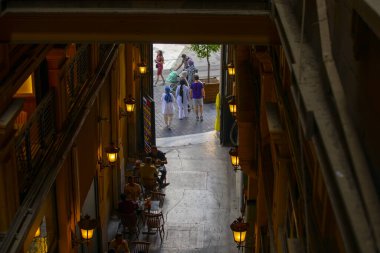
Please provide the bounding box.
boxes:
[145,213,165,242]
[131,241,150,253]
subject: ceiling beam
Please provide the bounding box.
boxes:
[0,12,280,43]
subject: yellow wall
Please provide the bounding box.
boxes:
[77,106,99,205]
[15,75,34,95]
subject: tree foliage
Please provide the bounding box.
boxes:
[189,44,221,59]
[189,44,221,82]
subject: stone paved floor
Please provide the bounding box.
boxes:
[107,46,240,253]
[116,132,242,253]
[154,83,217,138]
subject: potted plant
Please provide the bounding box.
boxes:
[189,44,221,103]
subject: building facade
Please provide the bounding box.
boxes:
[0,1,379,252]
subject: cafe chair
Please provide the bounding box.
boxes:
[131,241,150,253]
[145,213,165,242]
[119,212,140,239]
[150,191,166,208]
[143,209,165,226]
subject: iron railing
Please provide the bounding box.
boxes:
[62,44,91,111]
[1,44,119,253]
[14,44,115,202]
[15,91,56,202]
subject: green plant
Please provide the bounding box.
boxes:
[189,44,221,83]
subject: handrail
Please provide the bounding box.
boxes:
[60,44,91,112]
[14,90,56,202]
[0,44,118,253]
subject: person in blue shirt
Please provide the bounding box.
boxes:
[161,86,176,130]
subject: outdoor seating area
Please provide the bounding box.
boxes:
[109,149,170,252]
[102,129,242,253]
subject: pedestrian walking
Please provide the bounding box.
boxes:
[175,79,190,119]
[186,60,197,84]
[175,53,192,71]
[179,70,190,86]
[190,75,205,121]
[161,86,176,130]
[175,53,197,85]
[154,50,165,86]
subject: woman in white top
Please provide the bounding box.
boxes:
[179,70,190,86]
[161,86,176,130]
[175,79,190,119]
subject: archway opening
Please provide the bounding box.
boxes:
[152,43,222,141]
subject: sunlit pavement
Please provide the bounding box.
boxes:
[153,44,221,138]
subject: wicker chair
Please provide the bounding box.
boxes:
[130,241,150,253]
[145,213,165,241]
[132,175,142,185]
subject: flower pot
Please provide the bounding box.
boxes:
[200,77,220,104]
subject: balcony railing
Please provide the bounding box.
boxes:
[14,44,115,202]
[15,91,56,202]
[1,43,118,253]
[62,44,91,111]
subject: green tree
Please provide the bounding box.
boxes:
[189,44,221,83]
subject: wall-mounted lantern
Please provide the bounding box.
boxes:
[105,143,120,164]
[227,62,236,76]
[120,95,136,118]
[138,62,147,75]
[229,146,240,171]
[230,217,249,246]
[228,96,237,118]
[72,215,97,246]
[124,95,136,113]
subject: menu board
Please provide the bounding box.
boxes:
[142,96,155,153]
